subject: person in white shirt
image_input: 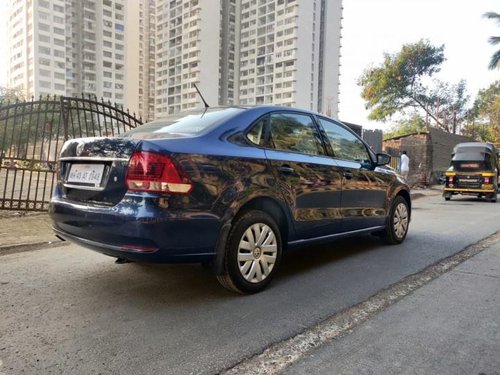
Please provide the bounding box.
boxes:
[400,151,410,180]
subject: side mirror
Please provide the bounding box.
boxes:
[376,153,391,166]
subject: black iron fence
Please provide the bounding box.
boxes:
[0,95,142,211]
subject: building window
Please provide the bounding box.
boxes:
[54,49,65,58]
[38,46,50,55]
[39,34,50,43]
[38,23,50,32]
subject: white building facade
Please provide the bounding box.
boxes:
[8,0,342,120]
[155,0,343,117]
[7,0,154,120]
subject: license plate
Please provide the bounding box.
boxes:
[460,163,479,168]
[67,164,105,186]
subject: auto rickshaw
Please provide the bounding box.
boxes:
[443,142,499,202]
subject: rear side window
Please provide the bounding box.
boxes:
[124,107,244,139]
[246,118,267,146]
[269,113,324,155]
[318,117,370,163]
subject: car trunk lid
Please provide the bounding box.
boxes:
[58,137,138,206]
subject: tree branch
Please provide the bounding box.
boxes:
[408,93,445,129]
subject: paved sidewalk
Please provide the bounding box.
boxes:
[0,212,62,254]
[284,240,500,374]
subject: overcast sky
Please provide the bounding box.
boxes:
[0,0,498,130]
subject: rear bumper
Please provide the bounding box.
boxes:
[443,187,496,194]
[49,195,222,263]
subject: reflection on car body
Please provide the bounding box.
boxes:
[50,106,411,294]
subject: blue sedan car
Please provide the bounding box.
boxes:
[49,106,411,293]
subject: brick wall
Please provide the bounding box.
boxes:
[383,133,430,186]
[401,133,431,187]
[383,129,474,187]
[428,128,473,182]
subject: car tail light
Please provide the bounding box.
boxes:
[126,151,193,194]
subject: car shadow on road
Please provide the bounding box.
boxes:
[67,234,387,307]
[278,234,384,279]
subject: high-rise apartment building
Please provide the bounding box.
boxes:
[8,0,69,98]
[155,0,224,116]
[125,0,156,120]
[155,0,342,117]
[8,0,342,120]
[7,0,155,120]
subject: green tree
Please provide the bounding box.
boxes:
[384,115,427,140]
[359,39,445,126]
[483,12,500,70]
[0,91,62,161]
[360,40,472,133]
[0,87,25,102]
[464,81,500,142]
[425,80,470,134]
[1,88,26,156]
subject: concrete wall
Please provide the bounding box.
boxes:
[362,129,383,153]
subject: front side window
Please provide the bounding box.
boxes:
[318,117,370,163]
[269,113,323,155]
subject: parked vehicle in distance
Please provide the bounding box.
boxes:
[49,106,411,293]
[443,142,499,202]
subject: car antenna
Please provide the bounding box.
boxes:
[193,83,210,110]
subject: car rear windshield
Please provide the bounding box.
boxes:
[124,107,244,139]
[452,151,493,170]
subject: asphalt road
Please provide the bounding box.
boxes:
[1,194,500,374]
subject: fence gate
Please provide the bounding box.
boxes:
[0,95,142,211]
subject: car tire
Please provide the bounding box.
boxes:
[216,210,282,294]
[443,192,451,201]
[490,193,497,203]
[382,196,409,244]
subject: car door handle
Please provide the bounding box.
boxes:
[278,165,295,174]
[343,170,353,179]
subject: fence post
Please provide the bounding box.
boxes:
[60,96,69,141]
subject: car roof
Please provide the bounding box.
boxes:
[453,142,496,153]
[139,105,353,141]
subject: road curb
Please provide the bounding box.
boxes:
[0,240,67,257]
[223,231,500,375]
